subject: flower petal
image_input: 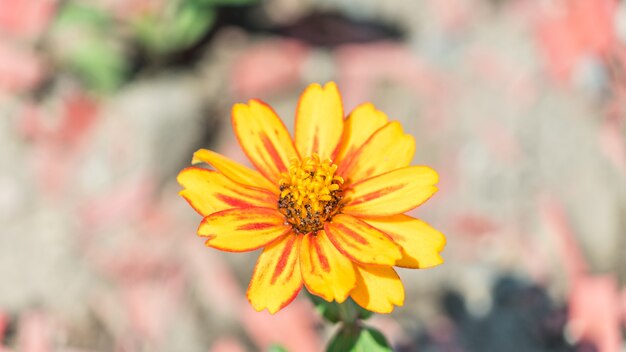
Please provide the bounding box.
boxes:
[362,215,446,268]
[338,121,415,183]
[300,230,356,303]
[232,100,299,183]
[177,167,276,216]
[342,166,439,217]
[247,235,303,314]
[351,264,404,314]
[192,148,278,193]
[295,82,344,160]
[334,103,388,166]
[324,214,401,265]
[198,207,291,252]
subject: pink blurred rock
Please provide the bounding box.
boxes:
[569,276,622,352]
[599,116,626,175]
[22,94,100,197]
[182,239,243,318]
[0,0,56,40]
[621,289,626,327]
[122,278,184,342]
[17,312,53,352]
[540,197,623,351]
[231,39,309,98]
[426,0,475,32]
[532,0,617,82]
[538,197,588,283]
[453,213,499,239]
[0,312,6,343]
[242,300,320,352]
[0,41,44,93]
[209,337,246,352]
[335,42,447,124]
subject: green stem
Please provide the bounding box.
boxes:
[337,299,358,325]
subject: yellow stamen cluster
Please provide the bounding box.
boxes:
[278,154,344,234]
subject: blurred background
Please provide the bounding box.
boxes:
[1,0,626,351]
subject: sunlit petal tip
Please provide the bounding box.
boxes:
[247,235,303,314]
[295,82,344,160]
[232,99,299,183]
[363,214,446,269]
[334,103,390,166]
[177,167,277,216]
[190,148,278,193]
[339,121,417,182]
[351,264,405,314]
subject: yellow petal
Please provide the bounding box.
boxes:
[334,103,388,166]
[362,215,446,268]
[338,121,415,183]
[247,235,303,314]
[192,149,278,194]
[177,167,276,216]
[295,82,344,160]
[198,207,291,252]
[300,230,356,303]
[342,166,439,217]
[232,100,299,183]
[351,264,404,314]
[324,214,401,265]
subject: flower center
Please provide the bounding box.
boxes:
[277,154,344,234]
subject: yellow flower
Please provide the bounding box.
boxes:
[178,82,445,314]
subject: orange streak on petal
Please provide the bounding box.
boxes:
[247,234,303,314]
[342,166,439,217]
[351,264,404,314]
[312,236,330,272]
[294,82,344,159]
[300,230,356,303]
[335,103,389,166]
[271,235,298,284]
[198,207,290,252]
[177,167,277,217]
[348,184,405,206]
[363,214,446,269]
[191,148,277,193]
[325,214,401,266]
[232,100,299,183]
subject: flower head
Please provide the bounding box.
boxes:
[178,82,446,314]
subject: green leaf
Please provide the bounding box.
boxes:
[267,344,288,352]
[55,2,111,29]
[68,40,127,93]
[134,1,215,54]
[326,325,392,352]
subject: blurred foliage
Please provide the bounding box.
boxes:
[54,3,127,93]
[51,0,257,93]
[327,325,391,352]
[267,344,289,352]
[132,1,216,55]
